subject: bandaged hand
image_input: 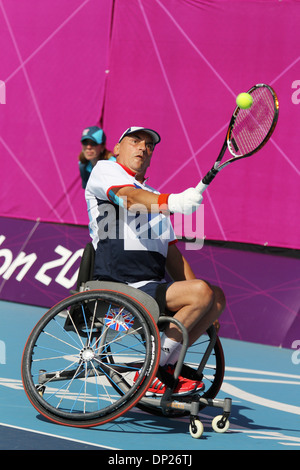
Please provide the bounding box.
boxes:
[168,186,203,215]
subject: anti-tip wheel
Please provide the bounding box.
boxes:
[189,419,204,439]
[212,415,230,433]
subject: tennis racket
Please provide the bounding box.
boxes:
[197,83,279,194]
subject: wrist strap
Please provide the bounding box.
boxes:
[157,193,170,212]
[158,193,169,206]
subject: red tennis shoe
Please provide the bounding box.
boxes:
[134,365,204,397]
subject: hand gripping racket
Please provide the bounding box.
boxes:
[196,83,279,194]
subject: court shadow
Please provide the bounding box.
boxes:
[36,402,299,438]
[219,403,299,434]
[36,408,209,439]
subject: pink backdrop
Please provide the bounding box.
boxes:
[1,0,300,250]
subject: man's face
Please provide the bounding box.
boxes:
[114,131,154,177]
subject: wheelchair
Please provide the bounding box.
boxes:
[21,243,231,438]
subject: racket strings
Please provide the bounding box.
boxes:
[230,87,275,156]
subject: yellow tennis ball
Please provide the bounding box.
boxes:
[236,92,253,109]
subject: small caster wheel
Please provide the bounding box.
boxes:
[212,415,230,433]
[36,385,45,397]
[189,419,204,439]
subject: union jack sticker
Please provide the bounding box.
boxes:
[104,307,134,332]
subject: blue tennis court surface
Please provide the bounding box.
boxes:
[0,300,299,451]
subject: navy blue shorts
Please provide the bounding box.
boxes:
[137,281,173,315]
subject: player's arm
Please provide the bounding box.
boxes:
[111,185,163,212]
[165,243,196,281]
[111,184,204,215]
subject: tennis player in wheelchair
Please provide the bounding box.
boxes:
[85,126,226,397]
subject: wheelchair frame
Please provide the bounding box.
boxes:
[21,244,232,439]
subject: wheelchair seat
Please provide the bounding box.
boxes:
[75,242,95,292]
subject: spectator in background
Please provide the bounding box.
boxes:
[78,126,114,189]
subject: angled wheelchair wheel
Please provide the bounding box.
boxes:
[137,326,225,416]
[183,327,225,407]
[21,289,160,427]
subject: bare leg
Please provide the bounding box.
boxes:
[164,279,226,346]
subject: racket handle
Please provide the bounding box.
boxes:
[202,168,219,185]
[196,181,208,194]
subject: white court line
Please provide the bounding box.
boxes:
[221,382,300,416]
[225,366,300,380]
[0,422,120,450]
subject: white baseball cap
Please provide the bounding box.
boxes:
[119,127,161,145]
